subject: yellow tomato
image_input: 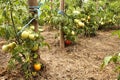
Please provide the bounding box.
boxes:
[81,18,86,21]
[101,22,104,25]
[29,34,35,40]
[30,25,35,30]
[87,16,90,20]
[21,31,29,39]
[2,45,9,52]
[17,27,22,30]
[8,42,16,49]
[71,31,75,35]
[35,34,39,38]
[78,21,85,27]
[74,19,79,23]
[34,63,42,71]
[73,10,80,15]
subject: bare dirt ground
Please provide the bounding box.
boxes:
[0,30,120,80]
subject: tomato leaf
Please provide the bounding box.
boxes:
[101,56,112,68]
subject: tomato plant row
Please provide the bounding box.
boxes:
[0,0,120,79]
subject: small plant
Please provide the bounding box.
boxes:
[101,53,120,80]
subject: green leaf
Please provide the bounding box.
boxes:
[40,42,50,49]
[33,53,38,59]
[101,56,112,68]
[104,56,112,65]
[16,55,22,63]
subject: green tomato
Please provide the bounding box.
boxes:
[32,44,39,51]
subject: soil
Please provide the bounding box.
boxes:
[0,30,120,80]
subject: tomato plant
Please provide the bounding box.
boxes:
[40,0,98,38]
[6,28,46,79]
[0,0,48,79]
[40,0,120,37]
[0,0,28,39]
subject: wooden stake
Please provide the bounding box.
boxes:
[28,0,38,6]
[28,0,45,65]
[50,0,53,10]
[28,0,38,32]
[96,0,99,12]
[59,0,65,48]
[60,0,64,11]
[27,0,46,74]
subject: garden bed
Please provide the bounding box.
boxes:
[0,30,120,80]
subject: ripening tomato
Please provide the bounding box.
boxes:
[78,21,85,27]
[74,19,79,23]
[2,45,9,52]
[33,63,42,71]
[30,25,35,30]
[21,31,29,39]
[65,40,72,45]
[29,34,35,40]
[8,42,16,49]
[87,16,90,20]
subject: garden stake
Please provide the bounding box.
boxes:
[59,0,65,48]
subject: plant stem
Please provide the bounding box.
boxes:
[9,0,20,43]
